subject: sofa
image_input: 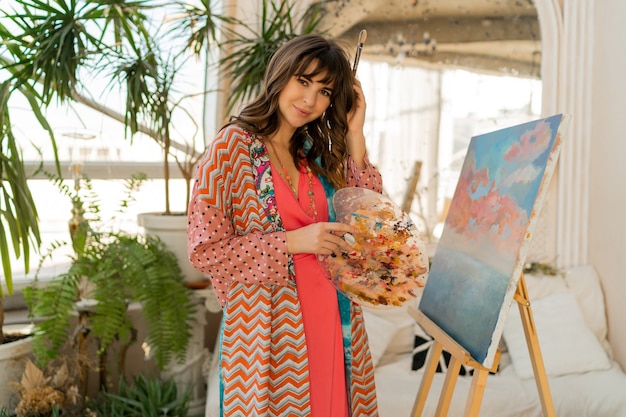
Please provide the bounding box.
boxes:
[365,264,626,417]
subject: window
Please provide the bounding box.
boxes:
[358,61,541,241]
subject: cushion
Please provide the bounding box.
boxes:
[562,265,612,356]
[361,309,398,367]
[503,291,611,379]
[523,272,569,300]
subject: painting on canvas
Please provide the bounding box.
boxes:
[418,114,570,367]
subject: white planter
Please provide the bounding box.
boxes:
[0,335,33,410]
[160,294,211,416]
[137,212,205,283]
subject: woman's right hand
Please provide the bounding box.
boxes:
[286,222,358,256]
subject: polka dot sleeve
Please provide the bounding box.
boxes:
[187,198,291,306]
[346,154,383,192]
[186,126,291,307]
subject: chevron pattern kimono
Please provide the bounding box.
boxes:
[188,125,382,416]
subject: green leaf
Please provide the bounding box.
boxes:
[95,373,190,416]
[0,81,42,297]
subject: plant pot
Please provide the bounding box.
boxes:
[0,334,33,409]
[161,294,210,416]
[137,212,205,283]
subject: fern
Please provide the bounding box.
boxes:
[117,173,148,213]
[26,174,194,374]
[130,237,195,368]
[24,270,82,366]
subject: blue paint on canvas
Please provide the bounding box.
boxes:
[419,114,569,366]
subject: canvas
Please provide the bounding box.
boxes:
[418,114,570,368]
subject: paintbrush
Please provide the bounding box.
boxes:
[352,29,367,75]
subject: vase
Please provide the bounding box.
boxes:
[137,212,205,284]
[0,335,33,409]
[160,293,211,415]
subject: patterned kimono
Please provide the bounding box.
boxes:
[188,125,382,416]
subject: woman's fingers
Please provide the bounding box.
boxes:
[286,222,358,255]
[325,223,359,251]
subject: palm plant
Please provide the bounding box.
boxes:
[219,0,325,113]
[0,0,223,346]
[0,64,60,346]
[0,0,226,215]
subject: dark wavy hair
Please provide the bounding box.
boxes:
[229,34,356,189]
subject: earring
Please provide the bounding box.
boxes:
[324,106,332,151]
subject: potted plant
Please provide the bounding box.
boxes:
[23,172,196,397]
[0,110,33,406]
[9,351,191,416]
[0,72,61,408]
[90,373,190,417]
[0,0,229,283]
[18,171,196,412]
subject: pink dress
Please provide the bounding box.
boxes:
[271,161,350,417]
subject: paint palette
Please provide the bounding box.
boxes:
[322,187,429,308]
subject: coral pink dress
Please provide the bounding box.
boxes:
[271,161,350,417]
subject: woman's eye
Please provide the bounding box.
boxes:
[320,89,332,97]
[298,77,308,86]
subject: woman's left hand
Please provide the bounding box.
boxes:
[346,79,367,168]
[347,79,366,136]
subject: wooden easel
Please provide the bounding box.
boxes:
[407,274,556,417]
[401,161,423,213]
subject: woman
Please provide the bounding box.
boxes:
[188,34,381,417]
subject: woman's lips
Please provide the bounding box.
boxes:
[294,105,310,118]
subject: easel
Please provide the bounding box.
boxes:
[407,274,556,417]
[401,161,423,213]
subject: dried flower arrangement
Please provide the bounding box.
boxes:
[10,355,86,417]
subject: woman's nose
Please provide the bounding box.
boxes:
[303,90,316,106]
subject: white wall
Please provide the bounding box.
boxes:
[589,0,626,368]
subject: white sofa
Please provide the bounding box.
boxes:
[364,264,626,417]
[206,264,626,417]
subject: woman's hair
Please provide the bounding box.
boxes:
[230,33,356,189]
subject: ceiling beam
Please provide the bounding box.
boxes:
[314,1,541,77]
[316,1,373,36]
[336,16,540,46]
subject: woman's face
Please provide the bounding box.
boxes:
[277,64,333,132]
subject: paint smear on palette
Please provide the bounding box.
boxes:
[419,114,571,368]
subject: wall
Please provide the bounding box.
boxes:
[589,0,626,368]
